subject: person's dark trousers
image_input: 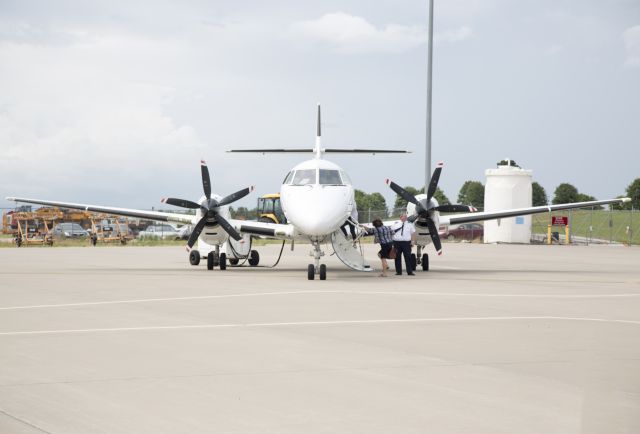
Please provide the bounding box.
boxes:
[393,241,412,274]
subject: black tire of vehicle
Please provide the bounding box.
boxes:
[189,250,201,266]
[207,252,215,270]
[421,253,429,271]
[248,250,260,266]
[219,253,227,270]
[307,264,315,280]
[319,264,327,280]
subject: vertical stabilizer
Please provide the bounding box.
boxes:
[314,103,322,159]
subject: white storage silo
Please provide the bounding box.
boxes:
[484,160,532,243]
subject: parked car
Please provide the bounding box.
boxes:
[51,222,89,238]
[445,223,484,241]
[137,224,181,240]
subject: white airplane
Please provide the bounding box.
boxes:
[6,105,631,280]
[5,106,410,279]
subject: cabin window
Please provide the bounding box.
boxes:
[319,170,343,185]
[291,169,316,185]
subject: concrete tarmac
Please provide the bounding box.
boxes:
[1,243,639,433]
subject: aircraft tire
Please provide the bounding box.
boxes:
[319,264,327,280]
[229,258,239,266]
[307,264,315,280]
[189,250,201,266]
[219,253,227,270]
[422,253,429,271]
[248,250,260,267]
[207,252,215,270]
[410,253,417,271]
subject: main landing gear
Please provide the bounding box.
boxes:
[189,247,260,270]
[415,245,430,271]
[307,241,327,280]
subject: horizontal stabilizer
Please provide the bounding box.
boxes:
[227,148,411,154]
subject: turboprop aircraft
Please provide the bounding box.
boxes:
[6,105,411,280]
[6,105,631,280]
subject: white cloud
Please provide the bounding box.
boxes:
[0,34,205,198]
[623,25,640,67]
[290,12,473,54]
[290,12,427,54]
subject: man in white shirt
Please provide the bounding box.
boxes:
[391,213,416,275]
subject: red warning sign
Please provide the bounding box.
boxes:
[552,216,568,226]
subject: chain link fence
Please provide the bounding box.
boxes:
[532,208,639,246]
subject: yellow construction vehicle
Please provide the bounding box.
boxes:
[257,193,287,224]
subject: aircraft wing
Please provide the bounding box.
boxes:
[439,197,630,226]
[5,197,197,225]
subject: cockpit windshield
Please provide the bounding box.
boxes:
[291,169,316,185]
[319,170,343,185]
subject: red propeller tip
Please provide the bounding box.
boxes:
[437,162,444,167]
[185,246,191,252]
[385,179,390,185]
[161,198,166,203]
[250,186,255,192]
[200,160,207,165]
[437,250,443,256]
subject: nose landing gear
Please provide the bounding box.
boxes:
[307,241,327,280]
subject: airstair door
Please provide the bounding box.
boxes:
[330,230,373,272]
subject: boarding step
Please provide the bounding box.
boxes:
[330,229,373,272]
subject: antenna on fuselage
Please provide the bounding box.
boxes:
[314,103,322,159]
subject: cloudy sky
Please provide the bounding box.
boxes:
[1,0,639,213]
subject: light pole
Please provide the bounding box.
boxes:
[425,0,434,192]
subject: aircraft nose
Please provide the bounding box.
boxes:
[284,187,350,236]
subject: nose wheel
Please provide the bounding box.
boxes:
[307,241,327,280]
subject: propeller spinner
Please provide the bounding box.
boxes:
[386,162,476,255]
[162,160,253,249]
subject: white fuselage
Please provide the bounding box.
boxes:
[280,158,355,239]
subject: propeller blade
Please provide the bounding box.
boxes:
[215,214,243,241]
[217,186,255,207]
[434,204,477,213]
[201,160,212,200]
[426,162,443,201]
[386,179,419,205]
[186,216,208,249]
[425,218,443,255]
[408,214,419,223]
[161,197,201,209]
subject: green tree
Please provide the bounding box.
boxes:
[355,189,388,218]
[532,182,548,206]
[458,181,485,208]
[626,178,640,209]
[576,193,602,210]
[552,183,579,204]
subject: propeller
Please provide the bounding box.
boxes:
[161,160,254,249]
[386,162,476,255]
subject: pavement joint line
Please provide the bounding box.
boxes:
[2,290,639,311]
[1,316,639,336]
[0,408,52,434]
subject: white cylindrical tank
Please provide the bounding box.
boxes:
[484,160,532,243]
